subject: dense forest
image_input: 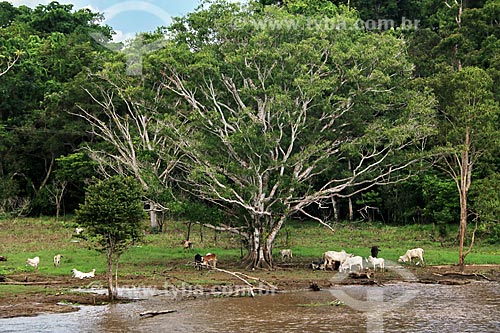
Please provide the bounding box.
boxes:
[1,0,499,267]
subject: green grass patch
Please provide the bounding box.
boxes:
[0,285,53,298]
[1,217,499,279]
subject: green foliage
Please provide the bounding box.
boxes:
[75,176,146,255]
[0,0,500,252]
[422,174,459,226]
[0,0,115,216]
[164,0,435,223]
[471,173,500,243]
[282,0,340,16]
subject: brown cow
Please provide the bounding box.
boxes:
[202,253,217,268]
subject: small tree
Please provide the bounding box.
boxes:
[75,175,146,300]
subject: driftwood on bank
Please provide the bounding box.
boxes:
[208,266,280,297]
[419,271,492,285]
[441,271,491,281]
[140,310,177,318]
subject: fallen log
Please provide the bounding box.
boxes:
[140,310,177,318]
[442,272,491,281]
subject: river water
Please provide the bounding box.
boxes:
[1,281,500,333]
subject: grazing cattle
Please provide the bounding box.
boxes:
[398,248,425,265]
[202,253,217,268]
[279,249,293,261]
[194,253,203,270]
[367,256,385,271]
[53,254,63,267]
[339,255,364,272]
[75,227,84,235]
[371,246,380,258]
[182,240,193,250]
[71,268,96,279]
[322,250,353,270]
[26,256,40,269]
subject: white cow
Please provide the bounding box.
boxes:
[339,255,364,272]
[367,255,385,271]
[53,254,63,267]
[398,248,425,265]
[322,250,353,270]
[26,256,40,269]
[279,249,293,261]
[71,268,96,279]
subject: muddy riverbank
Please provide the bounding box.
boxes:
[1,263,499,319]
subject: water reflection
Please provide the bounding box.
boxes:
[0,305,109,333]
[1,282,500,333]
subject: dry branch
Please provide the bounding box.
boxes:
[200,266,280,297]
[140,310,177,318]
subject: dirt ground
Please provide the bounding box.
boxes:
[1,263,500,319]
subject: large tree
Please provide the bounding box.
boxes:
[74,1,435,268]
[158,2,436,268]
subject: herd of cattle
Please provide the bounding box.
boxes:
[22,246,424,276]
[16,228,425,275]
[310,246,425,272]
[192,246,425,271]
[309,246,425,272]
[15,228,95,278]
[22,254,97,279]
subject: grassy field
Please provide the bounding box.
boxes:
[1,217,500,279]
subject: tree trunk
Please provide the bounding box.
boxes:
[242,216,288,269]
[348,160,354,222]
[458,127,471,271]
[115,260,119,295]
[149,202,158,233]
[332,197,339,222]
[107,249,115,301]
[243,226,272,269]
[348,197,353,222]
[186,221,192,241]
